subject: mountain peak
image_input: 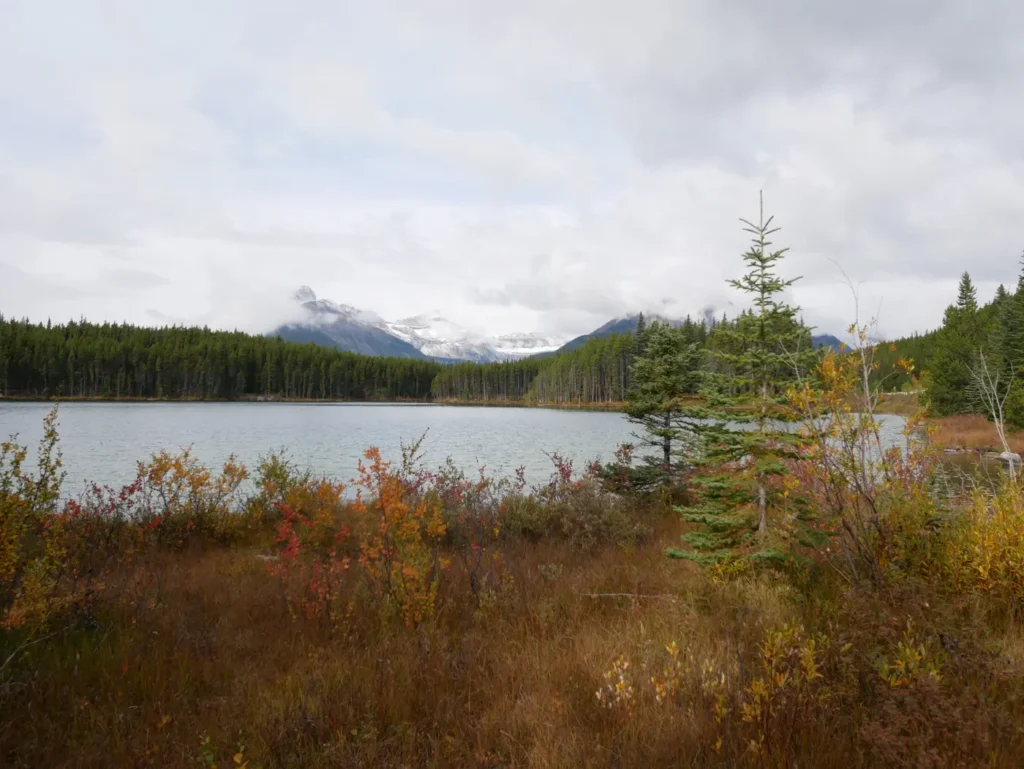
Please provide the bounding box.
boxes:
[279,286,566,362]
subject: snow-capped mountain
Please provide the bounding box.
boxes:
[272,288,426,359]
[271,288,567,362]
[382,313,500,362]
[494,332,565,358]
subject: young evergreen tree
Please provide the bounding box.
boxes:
[625,322,702,485]
[671,195,817,566]
[926,271,984,416]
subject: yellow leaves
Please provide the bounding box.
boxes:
[354,447,447,627]
[946,479,1024,605]
[878,620,942,689]
[596,655,635,712]
[0,407,76,633]
[136,449,249,546]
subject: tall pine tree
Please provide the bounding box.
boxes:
[926,272,983,416]
[671,195,817,565]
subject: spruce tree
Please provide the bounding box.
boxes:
[670,195,817,566]
[625,322,702,485]
[926,272,984,416]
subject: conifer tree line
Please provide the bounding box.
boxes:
[0,318,442,400]
[8,255,1018,418]
[870,260,1024,424]
[0,311,792,405]
[921,260,1024,424]
[430,319,711,403]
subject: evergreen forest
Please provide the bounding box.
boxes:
[4,255,1024,426]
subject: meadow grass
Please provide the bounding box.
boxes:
[4,411,1024,767]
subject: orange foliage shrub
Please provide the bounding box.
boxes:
[353,447,447,627]
[136,448,249,546]
[268,477,352,629]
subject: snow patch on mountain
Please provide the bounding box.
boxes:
[494,332,565,358]
[384,313,499,362]
[287,289,567,362]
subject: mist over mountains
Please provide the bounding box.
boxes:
[272,288,566,362]
[270,287,843,361]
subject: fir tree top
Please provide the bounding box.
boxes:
[957,271,978,313]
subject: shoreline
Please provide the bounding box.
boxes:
[0,394,628,411]
[0,393,929,417]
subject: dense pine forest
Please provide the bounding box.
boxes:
[0,316,441,400]
[0,314,711,406]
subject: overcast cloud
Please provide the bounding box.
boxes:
[1,0,1022,341]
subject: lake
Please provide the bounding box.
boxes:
[0,402,915,497]
[0,402,645,495]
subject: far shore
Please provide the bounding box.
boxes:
[0,394,625,411]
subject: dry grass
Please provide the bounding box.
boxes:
[3,511,1024,768]
[929,414,1024,453]
[873,393,922,416]
[431,398,629,412]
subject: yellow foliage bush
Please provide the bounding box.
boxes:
[0,407,71,634]
[945,478,1024,611]
[353,447,447,628]
[136,448,249,546]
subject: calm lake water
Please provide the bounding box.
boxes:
[0,402,645,495]
[0,402,915,498]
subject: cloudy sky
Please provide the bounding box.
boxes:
[1,1,1022,341]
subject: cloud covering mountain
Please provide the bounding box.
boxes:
[273,288,566,361]
[2,1,1023,342]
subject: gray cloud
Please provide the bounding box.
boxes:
[1,0,1022,340]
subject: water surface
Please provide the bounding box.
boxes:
[0,402,920,497]
[0,402,642,495]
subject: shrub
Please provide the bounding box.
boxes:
[429,459,511,599]
[944,477,1024,614]
[135,448,249,546]
[0,406,70,634]
[353,447,447,628]
[268,477,352,630]
[246,450,312,528]
[501,453,651,551]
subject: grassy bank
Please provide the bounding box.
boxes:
[867,393,1024,454]
[872,392,923,416]
[431,398,628,412]
[927,414,1024,454]
[4,406,1024,768]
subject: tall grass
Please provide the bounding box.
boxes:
[929,414,1024,453]
[2,402,1024,767]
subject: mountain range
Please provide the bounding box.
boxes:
[272,288,566,362]
[270,287,843,362]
